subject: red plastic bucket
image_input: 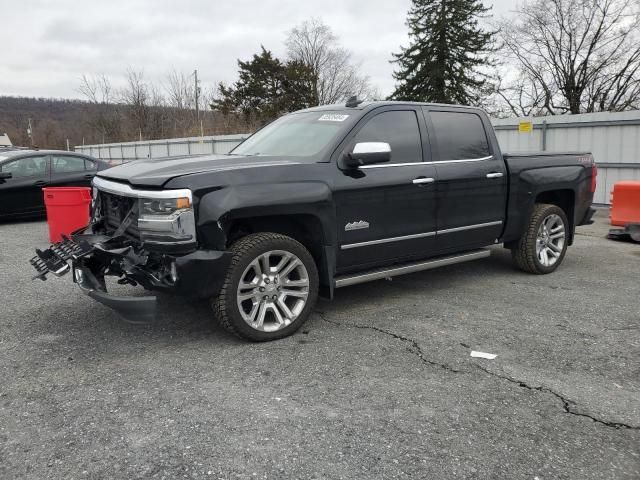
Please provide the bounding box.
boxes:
[42,187,92,243]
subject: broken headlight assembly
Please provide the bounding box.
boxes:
[137,196,196,244]
[92,176,197,245]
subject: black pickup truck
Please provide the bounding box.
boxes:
[31,100,596,341]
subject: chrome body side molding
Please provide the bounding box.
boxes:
[437,221,503,235]
[340,221,503,250]
[341,231,436,250]
[360,155,494,169]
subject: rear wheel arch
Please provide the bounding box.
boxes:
[533,189,575,244]
[511,203,569,274]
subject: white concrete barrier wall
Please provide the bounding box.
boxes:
[75,134,248,163]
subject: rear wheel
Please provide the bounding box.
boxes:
[511,203,569,274]
[212,233,319,341]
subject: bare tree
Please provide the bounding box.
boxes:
[77,73,121,142]
[119,69,151,140]
[164,69,198,136]
[286,18,378,104]
[147,84,169,139]
[73,69,252,143]
[78,73,113,104]
[165,70,196,111]
[498,0,640,114]
[492,70,559,117]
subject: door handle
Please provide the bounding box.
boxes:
[412,177,435,185]
[486,172,504,179]
[34,180,47,187]
[84,174,93,179]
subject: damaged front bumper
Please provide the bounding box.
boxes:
[30,233,232,324]
[73,264,158,324]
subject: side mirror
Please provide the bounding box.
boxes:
[0,171,12,181]
[341,142,391,169]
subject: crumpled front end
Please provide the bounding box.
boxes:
[29,177,232,324]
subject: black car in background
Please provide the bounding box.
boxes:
[0,149,110,219]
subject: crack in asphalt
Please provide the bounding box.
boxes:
[317,311,639,431]
[472,364,639,431]
[317,311,463,373]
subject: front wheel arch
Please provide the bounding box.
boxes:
[212,232,320,341]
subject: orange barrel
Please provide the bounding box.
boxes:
[42,187,92,243]
[610,181,640,226]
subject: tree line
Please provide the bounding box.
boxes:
[0,77,249,151]
[2,0,639,150]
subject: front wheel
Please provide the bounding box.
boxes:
[212,233,319,341]
[511,203,569,274]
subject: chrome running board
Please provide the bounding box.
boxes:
[334,249,490,288]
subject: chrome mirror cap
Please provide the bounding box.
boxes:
[342,142,392,169]
[352,142,391,155]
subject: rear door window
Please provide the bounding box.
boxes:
[429,111,490,161]
[52,155,89,173]
[84,158,97,171]
[352,110,423,163]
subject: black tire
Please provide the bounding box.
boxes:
[212,232,319,341]
[511,203,569,274]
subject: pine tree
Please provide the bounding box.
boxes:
[390,0,496,105]
[212,47,316,123]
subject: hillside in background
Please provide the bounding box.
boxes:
[0,96,250,150]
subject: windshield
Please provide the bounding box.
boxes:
[231,111,350,157]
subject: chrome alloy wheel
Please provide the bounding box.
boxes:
[236,250,310,332]
[536,214,565,267]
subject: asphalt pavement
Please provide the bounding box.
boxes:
[0,209,638,479]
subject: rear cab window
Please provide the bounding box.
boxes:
[427,110,490,161]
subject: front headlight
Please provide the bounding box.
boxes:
[91,177,197,245]
[140,197,191,216]
[137,196,196,244]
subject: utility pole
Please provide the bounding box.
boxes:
[27,118,33,148]
[194,69,200,123]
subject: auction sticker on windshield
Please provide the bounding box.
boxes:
[318,114,349,122]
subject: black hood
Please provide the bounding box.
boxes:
[97,154,301,188]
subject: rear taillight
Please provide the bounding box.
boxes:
[590,163,597,193]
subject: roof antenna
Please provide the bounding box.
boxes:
[345,96,363,108]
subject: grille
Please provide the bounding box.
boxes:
[99,191,140,238]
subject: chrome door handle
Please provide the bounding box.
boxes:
[486,172,504,179]
[413,177,435,185]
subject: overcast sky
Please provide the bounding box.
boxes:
[0,0,516,100]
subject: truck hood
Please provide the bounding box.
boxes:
[96,154,301,188]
